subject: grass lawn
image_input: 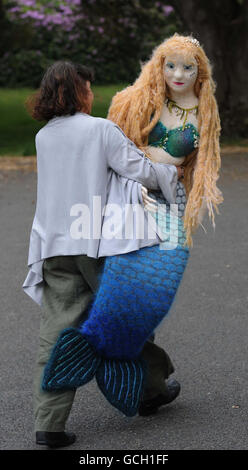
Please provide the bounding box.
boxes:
[0,87,247,156]
[0,85,127,156]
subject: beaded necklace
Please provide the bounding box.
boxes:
[166,98,198,131]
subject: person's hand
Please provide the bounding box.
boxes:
[177,165,184,180]
[141,186,158,212]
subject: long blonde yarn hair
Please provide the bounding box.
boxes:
[107,33,223,246]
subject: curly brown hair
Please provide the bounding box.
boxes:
[27,61,94,121]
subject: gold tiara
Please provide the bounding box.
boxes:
[184,37,200,48]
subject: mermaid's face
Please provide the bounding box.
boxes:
[164,52,198,94]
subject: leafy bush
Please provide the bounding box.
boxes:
[1,0,179,87]
[0,50,51,87]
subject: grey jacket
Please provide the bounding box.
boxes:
[22,112,178,306]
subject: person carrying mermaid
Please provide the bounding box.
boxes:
[23,33,222,448]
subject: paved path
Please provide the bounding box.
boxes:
[0,152,247,450]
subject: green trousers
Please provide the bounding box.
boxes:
[33,255,174,432]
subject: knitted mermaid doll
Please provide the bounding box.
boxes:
[42,34,223,417]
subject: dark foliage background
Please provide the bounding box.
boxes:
[0,0,178,87]
[1,0,247,137]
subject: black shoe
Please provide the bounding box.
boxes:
[36,431,76,448]
[138,378,181,416]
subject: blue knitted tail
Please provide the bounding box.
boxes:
[42,328,101,391]
[96,356,147,417]
[42,328,146,416]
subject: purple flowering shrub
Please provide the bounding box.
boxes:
[7,0,82,31]
[1,0,178,87]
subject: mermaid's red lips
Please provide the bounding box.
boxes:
[173,82,184,85]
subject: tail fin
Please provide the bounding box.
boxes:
[96,357,147,417]
[42,328,101,391]
[42,328,147,417]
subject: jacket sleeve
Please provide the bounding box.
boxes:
[104,122,178,203]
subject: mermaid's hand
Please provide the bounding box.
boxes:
[141,186,158,212]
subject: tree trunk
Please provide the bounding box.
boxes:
[169,0,248,138]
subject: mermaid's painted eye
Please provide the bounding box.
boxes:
[184,65,193,70]
[166,62,175,69]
